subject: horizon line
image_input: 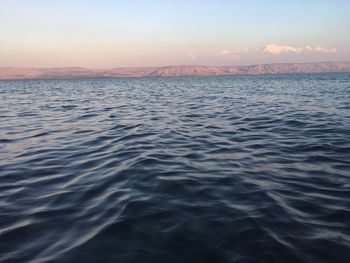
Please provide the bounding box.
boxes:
[1,60,350,70]
[1,61,350,81]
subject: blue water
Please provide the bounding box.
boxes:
[1,73,350,262]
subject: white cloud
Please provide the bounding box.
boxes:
[263,44,336,54]
[220,50,231,56]
[221,44,337,56]
[263,44,303,54]
[313,45,336,53]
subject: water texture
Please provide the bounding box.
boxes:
[0,73,350,262]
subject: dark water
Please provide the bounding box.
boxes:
[1,73,350,263]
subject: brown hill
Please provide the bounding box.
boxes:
[0,62,349,80]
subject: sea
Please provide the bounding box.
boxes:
[1,73,350,262]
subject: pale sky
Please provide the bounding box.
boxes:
[0,0,349,68]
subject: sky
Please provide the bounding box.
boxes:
[0,0,349,68]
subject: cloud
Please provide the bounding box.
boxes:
[221,44,337,57]
[263,44,303,54]
[306,45,336,53]
[186,44,338,64]
[263,44,336,54]
[220,50,231,56]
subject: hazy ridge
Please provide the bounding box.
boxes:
[1,62,350,80]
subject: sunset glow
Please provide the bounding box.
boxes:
[0,0,349,67]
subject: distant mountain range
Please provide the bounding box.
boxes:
[1,62,349,80]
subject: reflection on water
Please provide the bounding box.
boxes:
[1,73,350,262]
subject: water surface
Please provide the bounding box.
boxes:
[1,73,350,262]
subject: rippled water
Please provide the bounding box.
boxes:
[1,73,350,262]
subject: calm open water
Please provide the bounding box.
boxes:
[1,73,350,263]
